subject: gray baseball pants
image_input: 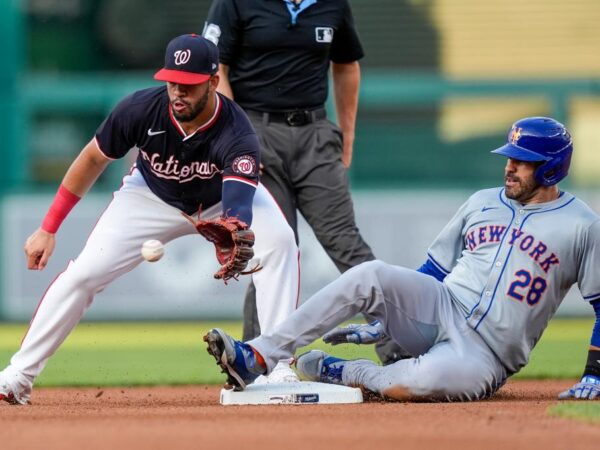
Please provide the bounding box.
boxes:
[242,112,372,312]
[249,261,508,401]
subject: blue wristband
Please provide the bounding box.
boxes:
[581,375,600,384]
[590,300,600,348]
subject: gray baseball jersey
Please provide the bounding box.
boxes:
[247,186,600,400]
[428,187,600,374]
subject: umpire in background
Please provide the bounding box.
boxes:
[203,0,404,363]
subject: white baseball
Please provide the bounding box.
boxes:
[141,239,164,262]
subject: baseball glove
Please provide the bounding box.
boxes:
[195,217,260,283]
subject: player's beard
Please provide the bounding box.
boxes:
[171,89,210,122]
[504,173,541,203]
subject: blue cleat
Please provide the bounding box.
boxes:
[295,350,347,385]
[203,328,266,391]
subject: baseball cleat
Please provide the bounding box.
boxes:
[0,392,17,405]
[203,328,266,391]
[0,370,31,405]
[0,387,28,405]
[295,350,347,385]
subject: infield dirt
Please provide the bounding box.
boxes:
[1,380,598,450]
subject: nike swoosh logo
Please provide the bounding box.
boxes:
[147,129,166,136]
[481,206,498,212]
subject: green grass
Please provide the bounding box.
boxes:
[515,318,593,379]
[549,403,600,423]
[0,318,593,387]
[0,321,378,387]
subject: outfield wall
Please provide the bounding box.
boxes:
[1,190,598,321]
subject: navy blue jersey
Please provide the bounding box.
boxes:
[95,87,260,217]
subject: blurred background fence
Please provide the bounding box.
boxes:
[1,0,600,320]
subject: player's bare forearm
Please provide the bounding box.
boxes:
[216,64,234,100]
[24,139,111,271]
[61,139,112,197]
[332,61,360,168]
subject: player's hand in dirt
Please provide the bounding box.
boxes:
[24,228,56,270]
[323,320,386,345]
[558,375,600,400]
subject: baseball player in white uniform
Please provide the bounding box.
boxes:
[0,34,300,405]
[204,117,600,401]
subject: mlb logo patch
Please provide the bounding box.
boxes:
[315,27,334,43]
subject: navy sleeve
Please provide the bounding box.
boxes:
[222,181,255,225]
[204,0,241,65]
[220,131,259,225]
[417,258,447,282]
[95,93,139,159]
[329,0,364,63]
[591,300,600,348]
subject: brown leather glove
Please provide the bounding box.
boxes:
[195,217,260,283]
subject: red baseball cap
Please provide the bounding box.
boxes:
[154,34,219,85]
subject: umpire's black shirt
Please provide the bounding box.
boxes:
[204,0,364,112]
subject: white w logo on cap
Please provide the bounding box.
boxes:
[174,49,191,65]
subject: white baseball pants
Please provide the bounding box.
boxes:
[8,168,299,386]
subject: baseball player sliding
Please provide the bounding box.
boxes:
[0,34,300,405]
[205,117,600,401]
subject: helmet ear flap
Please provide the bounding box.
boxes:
[534,151,572,186]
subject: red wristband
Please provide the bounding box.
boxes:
[41,185,81,234]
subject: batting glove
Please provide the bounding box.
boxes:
[558,375,600,400]
[322,320,385,345]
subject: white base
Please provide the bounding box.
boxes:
[220,381,363,405]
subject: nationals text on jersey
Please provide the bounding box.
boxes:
[139,149,221,182]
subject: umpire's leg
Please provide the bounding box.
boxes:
[291,119,409,362]
[292,119,373,271]
[245,115,408,362]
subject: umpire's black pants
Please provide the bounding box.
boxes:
[242,109,406,364]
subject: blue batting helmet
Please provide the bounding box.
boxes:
[491,117,573,186]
